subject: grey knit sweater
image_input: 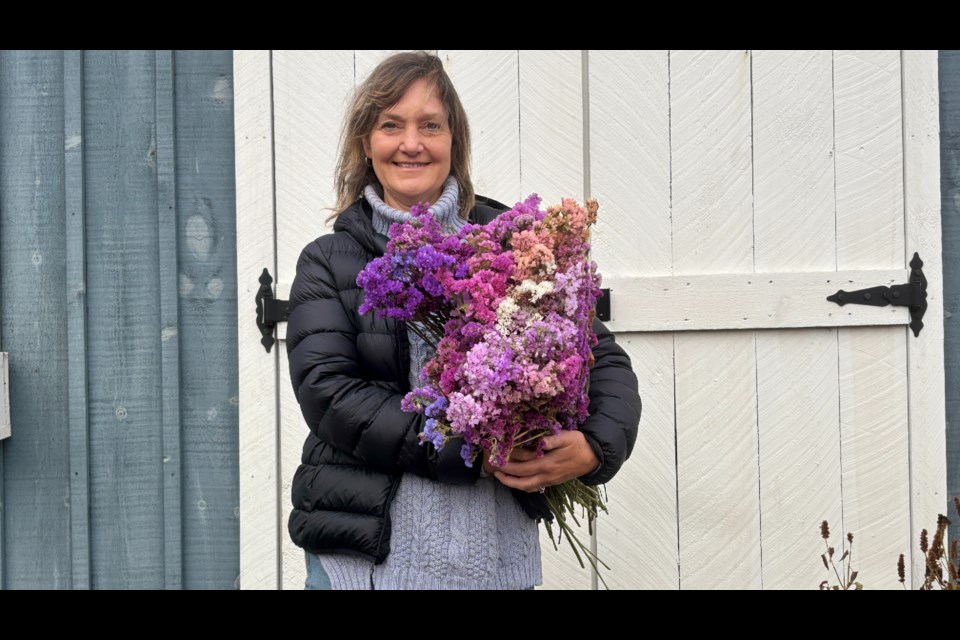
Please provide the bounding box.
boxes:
[315,180,541,590]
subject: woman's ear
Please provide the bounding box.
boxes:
[362,138,371,159]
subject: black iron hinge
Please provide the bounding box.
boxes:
[256,268,289,353]
[826,252,928,337]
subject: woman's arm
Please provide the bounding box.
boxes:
[286,238,481,485]
[576,318,642,485]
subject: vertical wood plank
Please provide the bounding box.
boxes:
[235,50,280,589]
[903,50,947,587]
[84,50,165,589]
[604,333,675,589]
[273,51,352,287]
[517,50,588,589]
[835,49,909,589]
[672,50,760,589]
[589,50,676,589]
[938,49,960,548]
[155,49,183,591]
[174,50,242,590]
[0,50,71,589]
[273,50,354,590]
[442,50,521,205]
[590,50,671,278]
[64,49,92,590]
[675,330,759,588]
[0,354,7,438]
[756,327,841,588]
[519,51,584,208]
[752,50,843,589]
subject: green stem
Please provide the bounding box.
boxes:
[541,481,611,589]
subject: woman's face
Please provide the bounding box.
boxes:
[364,79,452,212]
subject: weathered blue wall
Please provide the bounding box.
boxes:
[940,51,960,539]
[0,50,238,589]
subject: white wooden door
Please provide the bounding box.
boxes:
[236,50,945,590]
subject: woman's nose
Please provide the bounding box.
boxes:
[399,126,423,153]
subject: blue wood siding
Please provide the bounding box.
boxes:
[0,50,237,589]
[940,51,960,537]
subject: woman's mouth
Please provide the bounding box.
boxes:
[394,162,429,169]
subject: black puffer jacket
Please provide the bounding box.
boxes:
[287,195,642,563]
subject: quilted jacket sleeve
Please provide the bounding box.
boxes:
[285,238,481,485]
[576,318,642,486]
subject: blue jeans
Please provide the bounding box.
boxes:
[304,551,333,590]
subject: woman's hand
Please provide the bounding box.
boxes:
[492,431,600,493]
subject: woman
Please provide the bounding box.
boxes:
[286,51,641,590]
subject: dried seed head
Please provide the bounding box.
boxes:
[898,553,906,583]
[821,520,830,540]
[847,532,854,544]
[921,529,929,553]
[930,526,946,559]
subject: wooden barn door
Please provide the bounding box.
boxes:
[237,50,945,590]
[591,50,945,590]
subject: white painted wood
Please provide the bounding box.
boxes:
[836,52,905,270]
[271,52,353,342]
[442,50,521,205]
[602,270,909,332]
[757,329,841,588]
[590,51,671,278]
[274,51,352,285]
[752,50,840,590]
[276,272,910,339]
[676,331,760,588]
[518,49,589,590]
[672,51,754,276]
[589,50,677,589]
[753,50,836,273]
[0,353,9,440]
[602,333,676,589]
[519,50,584,208]
[835,50,910,589]
[672,50,760,589]
[903,50,946,588]
[839,327,909,588]
[234,50,281,590]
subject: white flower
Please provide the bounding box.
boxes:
[496,297,520,336]
[515,279,554,303]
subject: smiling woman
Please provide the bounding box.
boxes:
[363,78,452,212]
[332,51,475,220]
[285,51,640,591]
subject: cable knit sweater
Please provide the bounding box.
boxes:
[314,180,542,590]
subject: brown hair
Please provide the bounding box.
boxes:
[333,51,474,218]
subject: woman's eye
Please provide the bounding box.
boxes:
[380,122,399,130]
[423,122,442,132]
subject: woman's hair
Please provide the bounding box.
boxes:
[333,51,474,218]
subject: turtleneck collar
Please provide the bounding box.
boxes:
[365,176,461,236]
